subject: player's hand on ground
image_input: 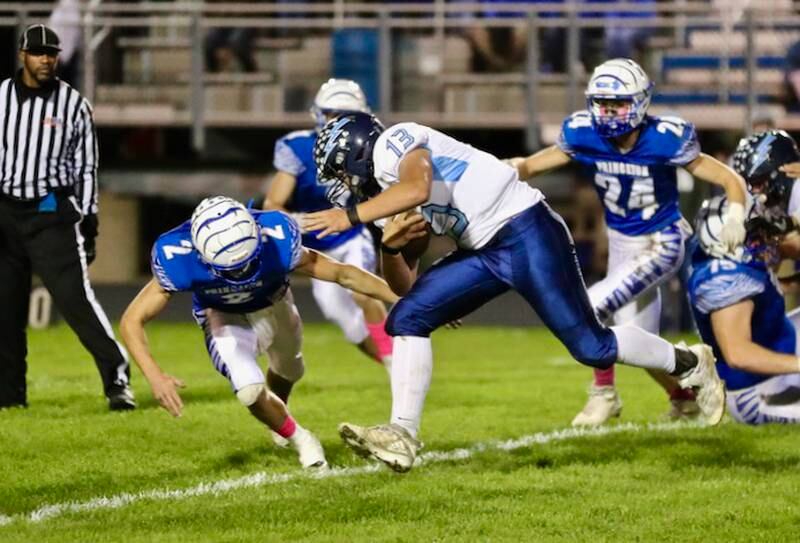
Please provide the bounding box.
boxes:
[721,202,746,252]
[382,211,428,251]
[149,373,186,417]
[303,208,351,238]
[779,162,800,178]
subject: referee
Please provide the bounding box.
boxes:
[0,24,135,411]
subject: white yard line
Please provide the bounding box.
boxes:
[0,420,703,527]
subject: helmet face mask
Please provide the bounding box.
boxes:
[190,197,262,285]
[314,113,384,205]
[585,58,653,138]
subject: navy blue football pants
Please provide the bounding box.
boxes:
[386,202,619,369]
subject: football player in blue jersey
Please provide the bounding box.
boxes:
[264,79,394,373]
[687,130,800,424]
[304,111,724,473]
[689,195,800,423]
[119,196,400,469]
[508,58,748,426]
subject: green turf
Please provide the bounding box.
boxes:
[1,323,799,542]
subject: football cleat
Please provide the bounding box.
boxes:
[270,430,290,449]
[666,398,701,420]
[338,422,421,473]
[675,343,725,425]
[571,385,622,427]
[289,426,328,470]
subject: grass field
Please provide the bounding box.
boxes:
[2,322,800,542]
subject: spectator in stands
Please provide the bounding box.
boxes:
[48,0,82,86]
[784,39,800,112]
[602,0,655,61]
[205,28,258,73]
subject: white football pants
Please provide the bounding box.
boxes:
[193,289,305,394]
[311,228,377,344]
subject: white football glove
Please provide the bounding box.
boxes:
[720,202,746,252]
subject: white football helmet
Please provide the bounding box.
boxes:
[310,78,370,128]
[585,58,653,137]
[696,195,760,262]
[190,196,261,284]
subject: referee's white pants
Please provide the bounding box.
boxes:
[193,289,304,395]
[310,229,377,345]
[727,308,800,425]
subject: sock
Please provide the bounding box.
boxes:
[670,387,696,401]
[381,355,393,375]
[366,320,393,362]
[611,325,676,373]
[593,367,615,387]
[389,336,433,439]
[276,415,297,439]
[670,346,698,376]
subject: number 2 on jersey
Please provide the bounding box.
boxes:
[595,174,658,220]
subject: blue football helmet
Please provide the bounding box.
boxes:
[313,112,384,205]
[190,196,262,285]
[585,58,653,138]
[732,130,800,213]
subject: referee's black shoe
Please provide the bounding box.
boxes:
[107,385,137,411]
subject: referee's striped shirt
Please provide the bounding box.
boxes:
[0,74,98,216]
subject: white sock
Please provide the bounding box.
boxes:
[611,325,676,373]
[389,336,432,439]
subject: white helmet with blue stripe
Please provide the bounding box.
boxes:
[311,78,370,128]
[585,58,653,138]
[190,196,261,284]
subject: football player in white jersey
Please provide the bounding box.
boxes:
[304,112,725,473]
[264,79,393,373]
[507,58,747,426]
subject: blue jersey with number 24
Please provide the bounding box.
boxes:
[150,210,303,313]
[558,112,700,236]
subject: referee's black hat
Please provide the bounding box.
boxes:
[19,24,61,53]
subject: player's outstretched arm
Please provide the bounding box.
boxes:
[686,153,747,250]
[711,299,800,374]
[294,248,401,305]
[120,278,186,417]
[507,145,571,180]
[780,162,800,178]
[303,148,433,237]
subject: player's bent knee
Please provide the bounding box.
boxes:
[565,333,617,369]
[386,302,435,338]
[236,383,266,407]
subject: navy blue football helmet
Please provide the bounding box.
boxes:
[732,130,800,213]
[314,112,384,205]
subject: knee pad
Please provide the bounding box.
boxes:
[236,383,265,407]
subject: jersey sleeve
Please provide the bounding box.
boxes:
[261,211,304,271]
[373,123,430,182]
[273,137,306,176]
[150,243,185,292]
[691,262,766,314]
[665,118,701,166]
[556,111,593,157]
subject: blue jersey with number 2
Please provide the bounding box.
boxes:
[558,112,700,236]
[150,210,303,313]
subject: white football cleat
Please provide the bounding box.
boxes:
[339,422,421,473]
[571,385,622,427]
[676,343,725,426]
[289,426,328,470]
[270,431,290,449]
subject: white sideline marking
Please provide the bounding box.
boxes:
[0,420,703,527]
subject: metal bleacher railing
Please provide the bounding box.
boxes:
[3,1,799,152]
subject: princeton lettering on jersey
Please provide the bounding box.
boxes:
[595,161,651,177]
